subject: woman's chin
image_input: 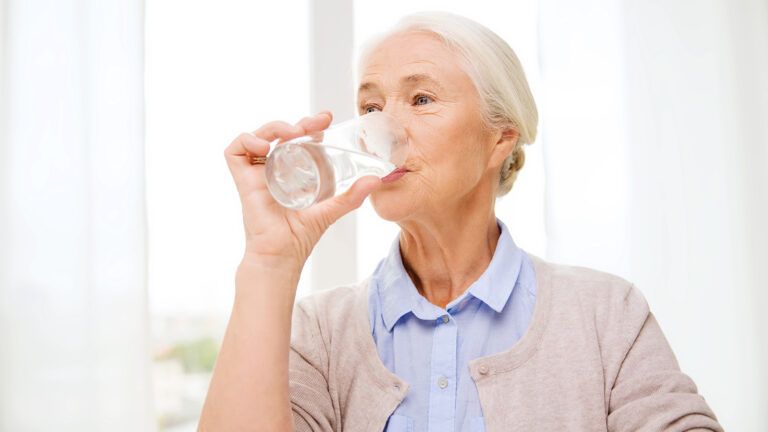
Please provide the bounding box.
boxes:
[369,189,413,222]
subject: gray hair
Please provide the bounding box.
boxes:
[356,11,538,196]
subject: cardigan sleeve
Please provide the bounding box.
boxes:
[288,298,336,432]
[606,284,723,432]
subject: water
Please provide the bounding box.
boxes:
[265,142,396,210]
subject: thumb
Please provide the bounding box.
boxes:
[307,175,382,227]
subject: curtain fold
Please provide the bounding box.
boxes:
[0,1,154,430]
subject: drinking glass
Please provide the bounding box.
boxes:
[261,111,408,210]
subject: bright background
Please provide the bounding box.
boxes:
[1,0,766,431]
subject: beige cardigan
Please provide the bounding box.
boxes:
[288,253,723,431]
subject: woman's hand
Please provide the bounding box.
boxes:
[224,111,383,273]
[207,114,373,430]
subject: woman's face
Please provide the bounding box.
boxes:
[357,31,515,223]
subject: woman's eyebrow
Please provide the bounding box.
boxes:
[401,73,444,91]
[358,73,445,95]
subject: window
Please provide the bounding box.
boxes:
[145,1,311,430]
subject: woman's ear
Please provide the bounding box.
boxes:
[488,128,520,169]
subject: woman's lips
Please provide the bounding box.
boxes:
[381,167,409,183]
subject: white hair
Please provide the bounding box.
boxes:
[355,11,538,196]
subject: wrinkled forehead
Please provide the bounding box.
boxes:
[356,31,471,95]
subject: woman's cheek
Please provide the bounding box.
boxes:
[404,164,437,199]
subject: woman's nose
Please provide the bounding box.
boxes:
[380,104,402,121]
[379,106,410,135]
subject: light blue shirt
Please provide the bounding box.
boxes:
[368,218,537,432]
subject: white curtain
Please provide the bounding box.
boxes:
[539,0,768,430]
[0,1,154,431]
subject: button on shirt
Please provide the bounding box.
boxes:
[368,218,537,432]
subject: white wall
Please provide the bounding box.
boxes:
[539,0,768,429]
[621,0,768,428]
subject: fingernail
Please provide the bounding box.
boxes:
[316,110,332,117]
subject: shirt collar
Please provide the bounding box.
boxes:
[374,218,524,331]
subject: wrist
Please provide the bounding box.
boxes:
[235,256,302,302]
[240,250,305,274]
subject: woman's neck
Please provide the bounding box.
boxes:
[398,208,501,309]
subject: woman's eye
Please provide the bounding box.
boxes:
[414,94,434,106]
[362,105,380,113]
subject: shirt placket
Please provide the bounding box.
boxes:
[428,312,457,432]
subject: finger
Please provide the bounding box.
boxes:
[224,132,269,174]
[253,120,306,143]
[294,111,332,144]
[223,132,272,193]
[225,132,270,158]
[224,119,310,193]
[304,175,382,226]
[295,111,333,135]
[223,115,333,197]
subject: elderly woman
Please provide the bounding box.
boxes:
[201,11,722,432]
